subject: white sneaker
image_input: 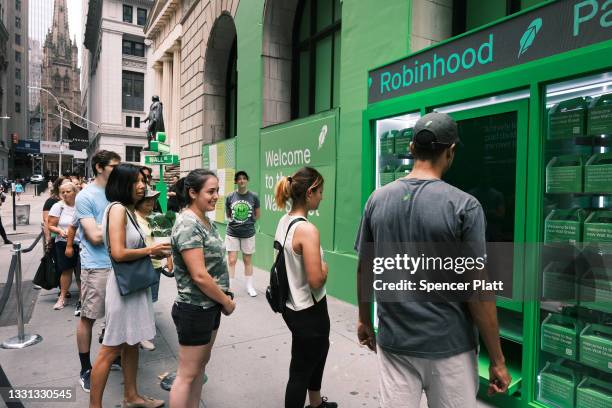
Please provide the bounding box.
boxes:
[140,339,156,351]
[246,286,257,297]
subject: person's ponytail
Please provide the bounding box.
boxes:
[274,176,292,209]
[274,167,324,210]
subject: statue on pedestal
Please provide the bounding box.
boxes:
[143,95,165,149]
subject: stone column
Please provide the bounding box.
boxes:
[153,62,163,98]
[161,54,173,145]
[171,42,181,155]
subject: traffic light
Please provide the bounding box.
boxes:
[11,133,18,145]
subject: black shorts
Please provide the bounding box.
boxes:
[54,241,80,275]
[171,301,221,346]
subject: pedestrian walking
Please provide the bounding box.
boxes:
[225,170,260,296]
[47,182,81,311]
[134,188,174,351]
[15,180,24,200]
[169,169,235,408]
[0,187,11,245]
[355,112,511,408]
[273,167,336,408]
[68,150,121,393]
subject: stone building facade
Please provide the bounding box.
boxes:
[82,0,154,170]
[145,0,238,173]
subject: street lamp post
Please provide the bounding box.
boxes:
[28,86,63,176]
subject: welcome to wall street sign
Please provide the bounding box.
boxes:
[368,0,612,104]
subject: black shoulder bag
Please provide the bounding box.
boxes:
[266,217,306,313]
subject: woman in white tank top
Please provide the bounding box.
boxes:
[273,167,337,408]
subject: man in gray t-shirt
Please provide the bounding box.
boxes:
[355,112,510,407]
[225,170,260,296]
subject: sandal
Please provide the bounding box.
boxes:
[53,298,65,310]
[122,395,164,408]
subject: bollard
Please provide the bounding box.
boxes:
[1,243,43,349]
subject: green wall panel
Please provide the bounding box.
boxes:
[334,0,412,253]
[235,0,264,195]
[232,0,413,303]
[259,110,337,249]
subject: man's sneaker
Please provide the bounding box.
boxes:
[79,369,91,393]
[306,397,338,408]
[140,339,156,351]
[111,356,122,371]
[74,301,81,316]
[246,285,257,297]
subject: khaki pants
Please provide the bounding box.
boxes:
[377,346,479,408]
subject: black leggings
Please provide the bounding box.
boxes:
[282,297,330,408]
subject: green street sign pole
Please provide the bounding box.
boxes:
[150,131,171,212]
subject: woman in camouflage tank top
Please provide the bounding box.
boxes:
[169,169,236,407]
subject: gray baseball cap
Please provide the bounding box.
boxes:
[413,112,459,149]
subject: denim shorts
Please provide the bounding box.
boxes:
[171,301,221,346]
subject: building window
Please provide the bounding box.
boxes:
[122,71,144,111]
[15,85,21,96]
[123,5,133,23]
[15,34,20,45]
[15,0,20,12]
[15,102,21,113]
[15,68,20,79]
[64,77,70,92]
[226,39,238,139]
[292,0,342,118]
[125,146,142,162]
[15,16,20,29]
[452,0,524,35]
[122,39,145,57]
[15,51,20,63]
[134,116,141,128]
[125,115,132,127]
[137,8,147,26]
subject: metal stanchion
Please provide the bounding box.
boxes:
[1,243,43,349]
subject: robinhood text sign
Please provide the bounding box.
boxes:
[259,111,337,249]
[368,0,612,104]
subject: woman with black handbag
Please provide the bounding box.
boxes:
[89,164,169,408]
[273,167,336,408]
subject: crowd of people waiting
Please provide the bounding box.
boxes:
[38,149,336,408]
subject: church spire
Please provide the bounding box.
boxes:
[49,0,71,57]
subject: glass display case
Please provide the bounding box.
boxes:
[374,112,421,189]
[538,72,612,408]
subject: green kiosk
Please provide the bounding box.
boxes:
[364,1,611,407]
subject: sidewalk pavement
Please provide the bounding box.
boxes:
[0,193,494,407]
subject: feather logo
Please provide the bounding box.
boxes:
[318,125,328,150]
[518,18,542,58]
